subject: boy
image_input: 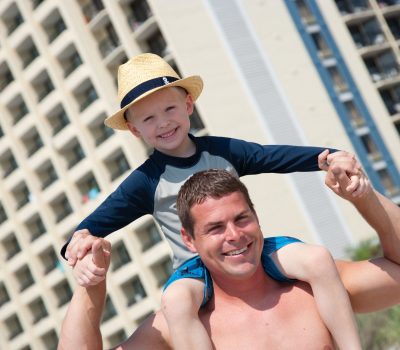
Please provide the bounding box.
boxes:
[62,53,363,349]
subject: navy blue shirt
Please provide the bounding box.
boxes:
[61,134,336,268]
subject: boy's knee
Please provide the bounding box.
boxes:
[303,245,336,279]
[161,279,204,319]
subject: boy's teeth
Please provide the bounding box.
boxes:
[161,130,175,138]
[226,247,247,256]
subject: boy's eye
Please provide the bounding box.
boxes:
[166,106,175,112]
[143,116,153,122]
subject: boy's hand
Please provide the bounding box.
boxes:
[66,229,96,267]
[318,149,368,197]
[73,238,111,287]
[325,156,371,200]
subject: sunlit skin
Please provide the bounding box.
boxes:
[126,87,196,157]
[181,191,265,287]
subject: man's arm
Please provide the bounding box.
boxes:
[325,162,400,312]
[58,240,109,350]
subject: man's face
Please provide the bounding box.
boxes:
[182,191,264,283]
[126,87,194,157]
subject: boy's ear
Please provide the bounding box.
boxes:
[186,93,194,116]
[126,122,141,138]
[180,227,197,253]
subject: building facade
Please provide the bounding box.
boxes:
[0,0,399,348]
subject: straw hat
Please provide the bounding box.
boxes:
[104,53,204,130]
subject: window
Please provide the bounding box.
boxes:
[33,71,54,102]
[90,114,114,145]
[51,195,72,223]
[102,295,117,323]
[45,14,66,43]
[47,105,70,135]
[364,50,398,82]
[151,258,173,286]
[0,201,7,224]
[5,314,23,340]
[310,32,332,59]
[8,95,29,124]
[76,83,98,112]
[26,214,46,241]
[126,0,152,30]
[12,182,31,210]
[360,134,382,161]
[53,280,72,307]
[146,29,167,57]
[22,128,44,157]
[377,168,400,197]
[349,19,385,48]
[295,0,316,25]
[41,329,58,350]
[28,298,48,324]
[106,150,130,180]
[17,37,39,68]
[16,265,34,292]
[77,172,100,203]
[98,23,120,58]
[60,139,85,169]
[107,329,127,349]
[327,66,348,93]
[39,247,59,274]
[82,0,105,23]
[137,222,162,251]
[37,161,58,189]
[343,100,365,127]
[2,233,21,260]
[111,241,132,271]
[63,50,82,77]
[122,276,147,306]
[1,150,18,178]
[0,62,14,92]
[0,282,10,307]
[3,5,24,35]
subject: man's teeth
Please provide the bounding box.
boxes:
[226,247,247,256]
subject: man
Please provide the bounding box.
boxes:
[58,160,400,349]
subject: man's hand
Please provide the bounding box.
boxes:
[319,149,369,198]
[325,158,372,201]
[73,238,111,287]
[65,229,96,267]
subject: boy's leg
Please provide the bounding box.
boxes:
[266,239,361,350]
[161,256,213,350]
[162,278,212,350]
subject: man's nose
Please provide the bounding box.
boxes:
[225,223,242,241]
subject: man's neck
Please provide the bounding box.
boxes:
[211,265,280,307]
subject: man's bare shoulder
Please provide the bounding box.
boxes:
[117,312,172,350]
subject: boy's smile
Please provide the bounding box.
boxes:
[126,87,196,157]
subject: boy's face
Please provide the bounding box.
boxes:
[126,87,194,157]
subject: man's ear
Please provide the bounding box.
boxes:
[186,94,194,116]
[180,227,197,253]
[126,121,141,138]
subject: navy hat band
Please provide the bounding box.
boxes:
[120,76,179,109]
